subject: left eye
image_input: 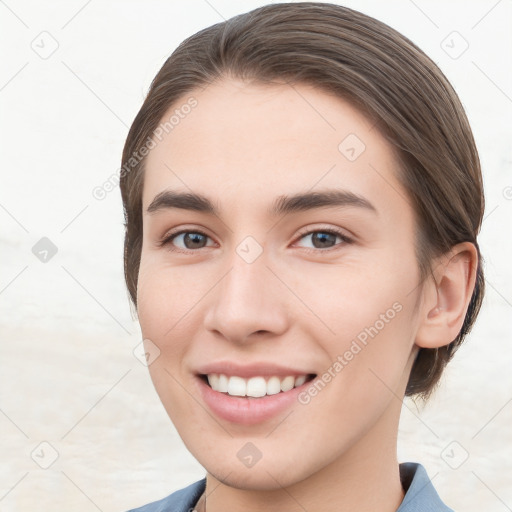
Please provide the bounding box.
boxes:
[295,229,352,251]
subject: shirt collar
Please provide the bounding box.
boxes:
[397,462,454,511]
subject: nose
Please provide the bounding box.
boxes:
[203,247,289,345]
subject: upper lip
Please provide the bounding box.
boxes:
[195,361,315,379]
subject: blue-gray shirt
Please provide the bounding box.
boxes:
[127,462,453,512]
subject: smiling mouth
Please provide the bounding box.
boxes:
[199,373,316,398]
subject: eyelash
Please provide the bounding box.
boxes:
[157,226,353,255]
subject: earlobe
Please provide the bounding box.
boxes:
[415,242,478,349]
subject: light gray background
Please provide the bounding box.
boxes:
[1,0,511,510]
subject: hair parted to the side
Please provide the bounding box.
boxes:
[120,2,485,401]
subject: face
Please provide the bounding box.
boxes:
[137,78,425,490]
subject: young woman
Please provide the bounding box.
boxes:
[120,3,485,511]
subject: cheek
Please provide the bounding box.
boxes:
[301,257,420,394]
[137,252,197,330]
[136,261,202,423]
[136,258,192,362]
[329,299,419,419]
[295,254,419,343]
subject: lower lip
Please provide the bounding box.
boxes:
[196,376,310,425]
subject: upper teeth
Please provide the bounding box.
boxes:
[207,374,308,397]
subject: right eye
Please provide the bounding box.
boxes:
[158,229,216,253]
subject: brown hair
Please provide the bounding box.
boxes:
[120,2,485,400]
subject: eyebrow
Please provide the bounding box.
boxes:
[146,188,377,217]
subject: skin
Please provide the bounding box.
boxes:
[136,78,477,512]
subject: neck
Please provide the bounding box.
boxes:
[202,400,406,512]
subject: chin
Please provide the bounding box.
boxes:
[207,465,304,491]
[196,447,320,491]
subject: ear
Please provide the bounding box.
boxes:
[415,242,478,349]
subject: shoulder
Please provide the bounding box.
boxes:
[126,478,206,512]
[398,462,454,512]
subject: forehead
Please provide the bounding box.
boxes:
[142,79,407,217]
